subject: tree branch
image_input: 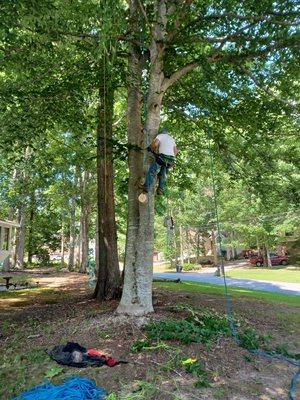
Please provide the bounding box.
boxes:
[136,0,151,29]
[207,36,300,64]
[162,35,300,92]
[15,24,96,43]
[205,11,300,22]
[162,62,199,91]
[240,65,300,112]
[167,0,193,43]
[187,11,300,29]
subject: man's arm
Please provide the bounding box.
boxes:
[150,138,160,152]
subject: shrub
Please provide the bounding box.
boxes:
[145,307,230,345]
[182,263,201,271]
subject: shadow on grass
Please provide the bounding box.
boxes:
[0,287,72,308]
[154,281,300,307]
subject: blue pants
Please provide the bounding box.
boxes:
[144,160,168,192]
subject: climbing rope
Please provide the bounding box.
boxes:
[205,111,300,400]
[12,377,106,400]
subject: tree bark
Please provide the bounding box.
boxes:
[117,0,171,315]
[14,205,26,269]
[94,214,99,276]
[211,231,218,264]
[196,230,201,263]
[118,1,196,315]
[93,71,121,300]
[79,171,91,274]
[68,172,77,271]
[27,194,35,264]
[262,243,272,268]
[75,229,81,270]
[179,225,184,265]
[60,212,65,269]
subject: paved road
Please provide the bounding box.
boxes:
[153,271,300,296]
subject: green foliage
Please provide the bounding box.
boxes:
[0,0,299,277]
[106,381,158,400]
[181,358,211,388]
[130,339,152,353]
[238,327,272,350]
[44,365,64,379]
[145,307,230,345]
[130,339,170,353]
[274,343,293,358]
[182,263,201,271]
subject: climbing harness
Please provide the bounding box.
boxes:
[205,112,300,400]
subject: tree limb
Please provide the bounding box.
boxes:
[167,0,193,43]
[187,11,300,29]
[162,62,199,91]
[240,65,300,112]
[208,36,300,64]
[162,35,300,92]
[136,0,151,29]
[15,24,96,44]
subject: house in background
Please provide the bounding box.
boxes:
[0,220,19,263]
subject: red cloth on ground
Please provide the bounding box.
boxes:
[87,349,118,367]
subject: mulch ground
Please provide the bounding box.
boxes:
[0,269,299,399]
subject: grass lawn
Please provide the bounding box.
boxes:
[153,262,172,273]
[226,266,300,284]
[154,281,300,307]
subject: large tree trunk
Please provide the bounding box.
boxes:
[94,214,99,276]
[68,173,77,271]
[60,212,65,269]
[118,1,197,315]
[75,229,81,270]
[93,73,121,300]
[27,194,35,265]
[179,225,184,265]
[262,243,272,268]
[117,1,167,315]
[79,171,91,273]
[14,205,26,269]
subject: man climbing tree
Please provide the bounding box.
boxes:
[141,129,177,197]
[117,0,300,316]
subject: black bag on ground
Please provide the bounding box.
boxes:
[47,342,106,368]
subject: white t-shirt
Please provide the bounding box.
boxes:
[156,133,176,156]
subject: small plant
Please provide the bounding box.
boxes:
[44,365,64,379]
[96,327,112,340]
[0,320,10,336]
[130,339,169,353]
[181,358,210,388]
[274,343,293,357]
[238,327,272,350]
[130,339,152,353]
[106,381,158,399]
[243,354,253,362]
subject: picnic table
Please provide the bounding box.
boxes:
[2,276,13,289]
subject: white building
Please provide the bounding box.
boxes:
[0,220,19,263]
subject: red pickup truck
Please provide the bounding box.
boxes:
[249,254,288,267]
